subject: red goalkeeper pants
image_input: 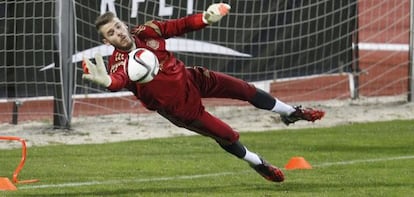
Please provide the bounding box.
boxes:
[157,66,257,145]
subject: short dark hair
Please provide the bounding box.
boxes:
[95,12,116,36]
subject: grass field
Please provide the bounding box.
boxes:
[1,120,414,196]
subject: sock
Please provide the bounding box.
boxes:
[248,88,276,110]
[219,141,247,158]
[271,98,295,115]
[248,88,295,115]
[243,148,263,166]
[219,141,262,166]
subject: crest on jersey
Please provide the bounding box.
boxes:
[146,39,160,50]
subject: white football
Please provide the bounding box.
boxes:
[127,48,160,83]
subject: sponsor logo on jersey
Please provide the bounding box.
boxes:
[115,52,125,62]
[110,52,127,74]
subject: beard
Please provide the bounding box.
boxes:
[118,40,134,51]
[117,35,135,51]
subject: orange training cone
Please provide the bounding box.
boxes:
[285,156,312,170]
[0,177,17,191]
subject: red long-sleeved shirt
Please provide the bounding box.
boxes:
[106,14,207,111]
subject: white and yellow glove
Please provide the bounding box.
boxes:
[82,53,112,87]
[203,3,231,24]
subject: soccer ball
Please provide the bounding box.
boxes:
[127,48,160,83]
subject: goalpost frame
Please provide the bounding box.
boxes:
[53,0,75,128]
[351,1,360,100]
[409,0,414,102]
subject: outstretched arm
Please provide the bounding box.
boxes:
[132,3,231,39]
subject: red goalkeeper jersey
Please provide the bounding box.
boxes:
[106,13,207,112]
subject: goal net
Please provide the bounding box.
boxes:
[0,0,412,126]
[0,1,63,124]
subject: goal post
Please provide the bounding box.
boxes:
[409,0,414,102]
[53,0,76,128]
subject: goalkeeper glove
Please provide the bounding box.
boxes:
[82,53,112,87]
[203,3,231,24]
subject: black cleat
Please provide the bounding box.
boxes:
[251,159,284,182]
[281,106,325,125]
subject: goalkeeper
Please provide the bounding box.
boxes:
[83,3,324,183]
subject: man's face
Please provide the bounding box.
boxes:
[99,17,134,51]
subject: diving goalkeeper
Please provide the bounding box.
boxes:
[83,3,324,183]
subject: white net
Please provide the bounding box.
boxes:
[0,1,61,123]
[0,0,412,124]
[73,0,358,115]
[356,0,410,97]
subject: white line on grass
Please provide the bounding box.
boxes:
[313,155,414,168]
[18,155,414,190]
[18,172,236,189]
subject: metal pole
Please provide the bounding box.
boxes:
[352,1,360,99]
[408,0,414,102]
[53,0,74,128]
[11,100,22,125]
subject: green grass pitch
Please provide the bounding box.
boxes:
[1,120,414,196]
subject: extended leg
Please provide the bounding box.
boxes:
[189,67,324,125]
[158,109,284,182]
